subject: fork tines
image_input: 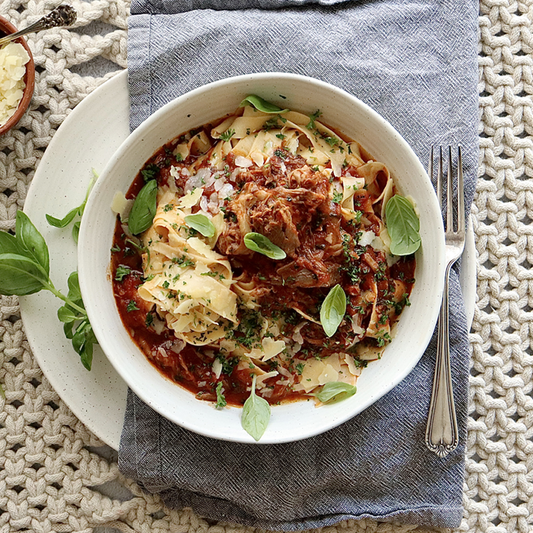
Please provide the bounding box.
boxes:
[428,146,465,235]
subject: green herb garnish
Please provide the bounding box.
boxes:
[241,374,270,441]
[128,179,158,235]
[184,213,216,238]
[114,265,131,282]
[0,211,96,370]
[215,382,227,409]
[320,284,347,337]
[315,382,357,404]
[385,195,421,256]
[243,232,286,260]
[307,109,322,130]
[46,169,98,243]
[240,95,289,114]
[332,190,343,204]
[220,129,235,142]
[141,163,160,182]
[126,300,139,312]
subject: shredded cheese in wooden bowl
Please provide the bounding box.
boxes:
[0,42,30,126]
[0,15,35,135]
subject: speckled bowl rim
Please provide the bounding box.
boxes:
[0,15,35,136]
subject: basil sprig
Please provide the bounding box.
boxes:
[185,213,216,238]
[385,194,421,256]
[46,169,97,243]
[240,95,289,114]
[128,179,158,235]
[315,382,357,404]
[0,211,97,370]
[241,374,271,441]
[243,232,286,260]
[320,284,347,337]
[58,271,97,370]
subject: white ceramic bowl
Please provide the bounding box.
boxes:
[78,72,445,444]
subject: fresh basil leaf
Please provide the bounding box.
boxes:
[64,321,75,340]
[385,195,421,256]
[0,231,24,255]
[320,284,346,337]
[57,305,79,324]
[128,179,158,235]
[79,341,94,372]
[315,382,357,404]
[46,171,97,240]
[72,221,81,244]
[72,319,95,370]
[66,271,82,302]
[241,374,270,441]
[46,207,78,228]
[240,95,289,114]
[185,213,216,238]
[15,211,50,275]
[79,169,98,218]
[243,232,286,260]
[72,323,87,353]
[0,253,49,296]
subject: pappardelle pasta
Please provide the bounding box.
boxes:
[110,96,418,439]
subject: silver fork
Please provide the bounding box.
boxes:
[425,146,465,458]
[0,5,77,48]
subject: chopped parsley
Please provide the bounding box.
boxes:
[201,271,226,280]
[307,109,322,130]
[263,117,282,131]
[215,382,227,409]
[376,331,392,347]
[354,358,368,368]
[141,163,159,182]
[332,190,343,204]
[114,265,131,281]
[274,148,288,160]
[145,312,154,327]
[217,354,239,375]
[126,300,139,312]
[171,255,195,268]
[220,129,235,142]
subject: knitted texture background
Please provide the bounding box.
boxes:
[0,0,530,532]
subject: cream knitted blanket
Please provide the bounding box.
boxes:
[0,0,528,531]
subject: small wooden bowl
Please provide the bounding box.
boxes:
[0,15,35,136]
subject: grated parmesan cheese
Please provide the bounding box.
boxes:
[0,42,30,126]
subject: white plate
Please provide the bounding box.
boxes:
[20,71,130,450]
[20,70,476,450]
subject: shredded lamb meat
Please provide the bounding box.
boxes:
[218,152,331,257]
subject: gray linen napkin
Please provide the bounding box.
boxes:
[120,0,479,529]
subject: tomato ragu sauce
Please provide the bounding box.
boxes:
[110,103,417,408]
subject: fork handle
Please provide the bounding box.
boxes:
[0,5,77,47]
[425,262,459,458]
